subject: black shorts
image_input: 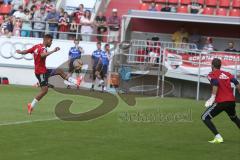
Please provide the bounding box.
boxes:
[201,101,237,120]
[102,65,108,77]
[35,69,56,87]
[69,58,81,73]
[92,64,103,80]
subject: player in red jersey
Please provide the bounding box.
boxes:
[16,34,82,115]
[202,58,240,143]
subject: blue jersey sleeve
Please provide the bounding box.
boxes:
[211,79,219,86]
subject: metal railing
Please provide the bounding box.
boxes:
[0,20,117,42]
[127,39,197,64]
[121,39,240,99]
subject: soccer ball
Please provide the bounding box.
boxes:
[73,59,83,70]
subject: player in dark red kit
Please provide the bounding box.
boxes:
[16,34,81,115]
[202,58,240,143]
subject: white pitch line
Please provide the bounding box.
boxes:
[0,117,59,126]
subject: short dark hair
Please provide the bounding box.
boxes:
[97,41,101,45]
[105,43,109,48]
[44,34,53,39]
[212,58,221,69]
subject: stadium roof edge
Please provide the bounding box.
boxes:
[124,10,240,26]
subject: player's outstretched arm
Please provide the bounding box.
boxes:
[41,47,60,58]
[16,50,29,55]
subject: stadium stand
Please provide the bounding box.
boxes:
[180,0,191,5]
[168,0,179,5]
[216,8,228,16]
[229,8,240,16]
[232,0,240,8]
[219,0,231,8]
[202,7,215,15]
[136,0,240,17]
[177,5,188,13]
[205,0,218,7]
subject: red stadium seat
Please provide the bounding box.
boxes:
[180,0,191,5]
[229,9,240,16]
[203,7,215,15]
[177,5,188,13]
[155,4,162,11]
[155,0,167,3]
[205,0,217,7]
[219,0,230,8]
[139,3,149,10]
[216,8,228,16]
[168,0,179,4]
[197,0,205,4]
[0,4,12,14]
[232,0,240,8]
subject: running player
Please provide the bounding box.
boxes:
[99,43,111,92]
[90,42,104,91]
[16,34,81,114]
[202,58,240,143]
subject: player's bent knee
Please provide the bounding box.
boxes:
[201,114,211,121]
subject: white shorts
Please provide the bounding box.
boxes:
[108,30,119,42]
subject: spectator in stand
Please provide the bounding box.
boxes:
[21,8,32,37]
[33,7,47,38]
[1,15,13,37]
[11,0,24,15]
[161,2,177,12]
[45,0,55,12]
[72,4,84,39]
[59,7,65,17]
[172,27,189,47]
[13,5,25,19]
[161,2,171,12]
[108,8,121,43]
[69,19,78,40]
[189,29,202,49]
[30,5,37,29]
[12,17,22,37]
[94,11,107,42]
[30,5,37,17]
[224,41,238,53]
[45,7,59,39]
[203,37,215,51]
[58,12,70,40]
[37,0,46,10]
[188,0,203,14]
[80,10,93,41]
[27,0,37,9]
[148,2,157,11]
[181,37,190,50]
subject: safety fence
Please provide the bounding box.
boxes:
[120,39,240,100]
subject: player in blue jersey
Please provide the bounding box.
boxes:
[99,43,111,92]
[68,38,84,88]
[91,42,104,91]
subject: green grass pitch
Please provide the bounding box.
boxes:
[0,85,239,160]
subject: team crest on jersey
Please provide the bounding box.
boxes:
[219,73,229,79]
